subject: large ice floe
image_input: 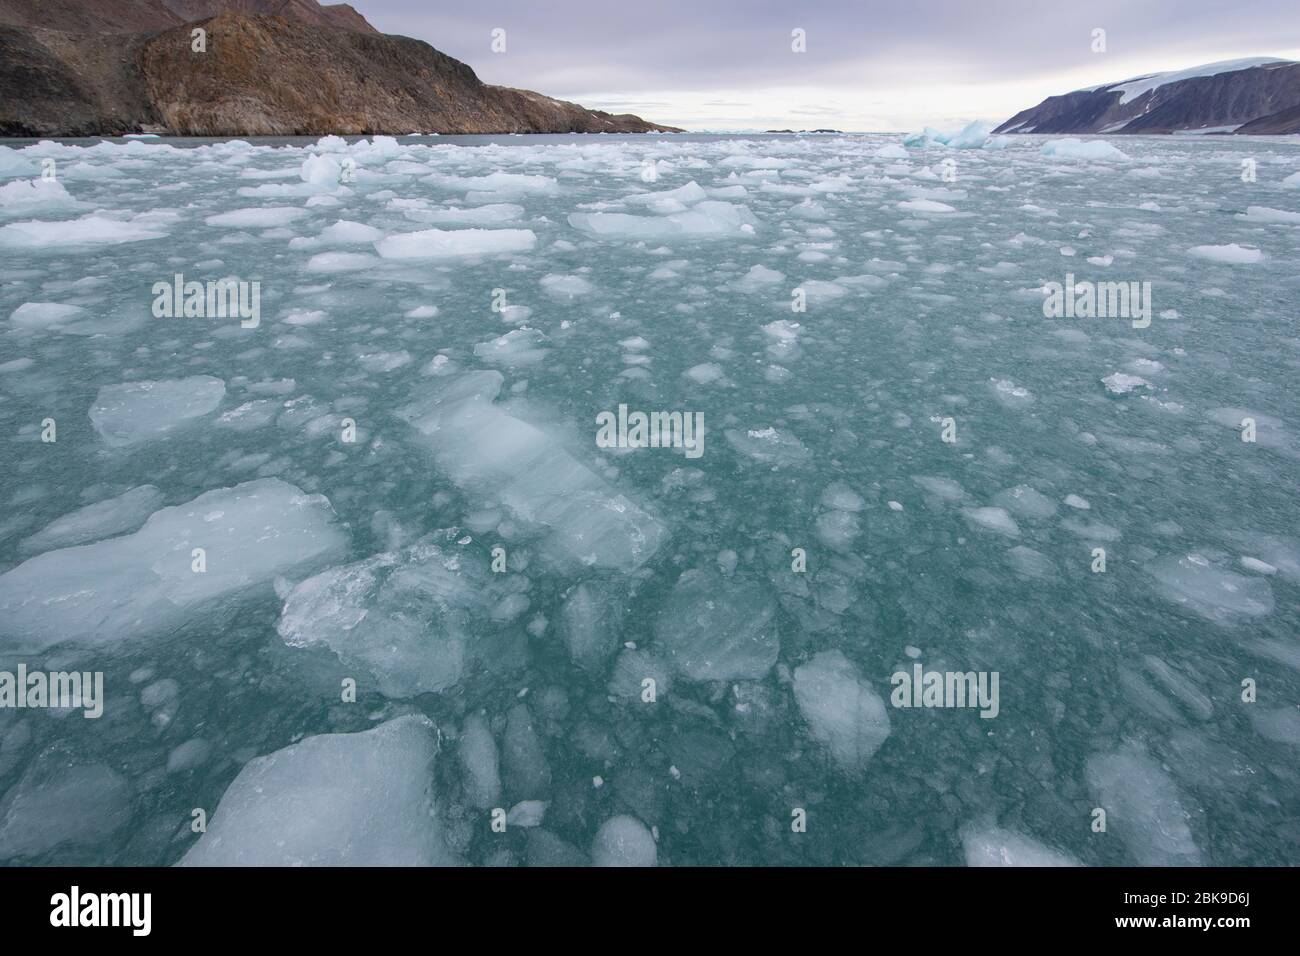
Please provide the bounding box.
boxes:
[399,370,666,572]
[180,716,454,866]
[0,479,346,650]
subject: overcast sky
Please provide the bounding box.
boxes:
[355,1,1300,131]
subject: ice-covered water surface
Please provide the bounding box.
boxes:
[0,131,1297,866]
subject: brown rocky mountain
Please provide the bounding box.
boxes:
[995,58,1300,135]
[0,0,679,135]
[159,1,377,34]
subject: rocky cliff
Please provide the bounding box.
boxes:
[0,0,680,136]
[995,58,1300,136]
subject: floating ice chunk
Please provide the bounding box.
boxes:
[0,178,79,214]
[654,569,779,681]
[357,350,412,373]
[912,475,966,502]
[902,126,950,147]
[539,274,593,299]
[503,703,551,800]
[874,143,909,159]
[591,815,656,867]
[474,328,549,366]
[458,713,501,809]
[424,172,558,194]
[990,378,1033,405]
[375,226,536,260]
[761,319,801,360]
[1085,742,1202,866]
[0,214,167,249]
[508,801,548,827]
[1240,556,1276,575]
[724,426,812,466]
[167,739,212,773]
[946,120,996,149]
[1005,545,1057,580]
[180,716,453,866]
[607,647,673,701]
[1187,243,1265,264]
[1143,655,1214,721]
[1148,553,1274,621]
[300,153,341,184]
[0,149,38,178]
[623,180,708,206]
[9,302,86,331]
[1063,494,1090,510]
[1237,206,1300,225]
[1040,138,1129,161]
[0,478,347,651]
[820,482,866,513]
[960,822,1080,867]
[1283,170,1300,188]
[815,509,861,553]
[992,485,1057,519]
[318,220,384,243]
[277,539,500,698]
[731,263,785,291]
[899,198,956,214]
[559,582,624,671]
[405,203,524,226]
[0,757,131,861]
[793,650,891,774]
[568,201,757,240]
[19,485,163,556]
[205,207,306,228]
[304,251,379,272]
[400,371,665,572]
[1249,707,1300,746]
[1102,372,1151,395]
[683,362,726,385]
[962,506,1020,537]
[90,376,226,447]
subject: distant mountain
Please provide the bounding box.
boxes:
[0,0,680,136]
[995,58,1300,135]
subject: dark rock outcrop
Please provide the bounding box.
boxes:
[995,58,1300,136]
[0,0,680,136]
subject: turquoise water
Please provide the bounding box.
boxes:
[0,132,1296,866]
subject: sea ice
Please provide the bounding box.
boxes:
[0,479,347,650]
[1085,742,1203,866]
[179,716,454,866]
[653,569,780,681]
[793,650,891,774]
[960,822,1080,866]
[591,815,657,867]
[276,537,505,698]
[89,376,226,447]
[400,371,666,572]
[19,485,164,556]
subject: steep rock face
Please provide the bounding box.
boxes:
[0,0,373,34]
[0,25,164,135]
[995,58,1300,135]
[0,0,182,33]
[0,1,679,135]
[159,1,377,34]
[139,14,675,135]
